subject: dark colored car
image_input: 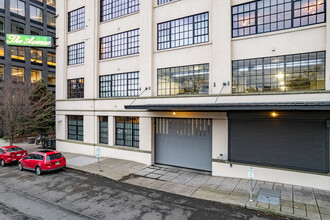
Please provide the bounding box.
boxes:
[0,146,28,166]
[18,150,66,175]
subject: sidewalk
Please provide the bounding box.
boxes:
[1,139,329,220]
[62,152,330,220]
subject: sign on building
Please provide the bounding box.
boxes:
[6,34,52,47]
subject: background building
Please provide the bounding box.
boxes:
[0,0,56,137]
[56,0,330,190]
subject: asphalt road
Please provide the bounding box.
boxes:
[0,165,291,220]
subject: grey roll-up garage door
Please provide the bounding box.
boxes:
[229,112,329,173]
[155,118,212,171]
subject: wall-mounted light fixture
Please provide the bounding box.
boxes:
[172,112,176,115]
[271,112,278,117]
[57,120,62,123]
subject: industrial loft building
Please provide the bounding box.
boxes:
[0,0,56,137]
[56,0,330,190]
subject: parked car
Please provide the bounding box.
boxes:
[0,146,28,166]
[18,150,66,176]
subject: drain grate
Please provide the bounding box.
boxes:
[257,188,281,205]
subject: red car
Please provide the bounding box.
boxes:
[18,150,66,175]
[0,146,28,166]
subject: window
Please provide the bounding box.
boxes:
[100,72,139,98]
[0,17,4,33]
[48,72,55,86]
[11,46,25,61]
[11,21,25,34]
[68,115,83,141]
[232,0,326,38]
[47,12,56,27]
[47,52,56,66]
[68,78,84,98]
[0,0,4,9]
[68,7,85,32]
[10,0,25,16]
[158,64,209,95]
[31,69,42,83]
[232,51,326,93]
[99,116,108,144]
[100,29,139,59]
[30,5,43,23]
[11,66,24,82]
[31,26,43,35]
[158,12,209,50]
[0,40,4,57]
[100,0,139,22]
[0,64,4,81]
[158,0,172,5]
[68,42,84,65]
[115,117,139,148]
[46,0,56,8]
[31,48,42,64]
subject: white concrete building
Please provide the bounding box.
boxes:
[56,0,330,190]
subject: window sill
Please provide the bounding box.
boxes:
[154,0,181,8]
[68,27,85,35]
[99,53,139,63]
[100,11,140,26]
[232,23,326,41]
[67,63,84,68]
[154,41,212,54]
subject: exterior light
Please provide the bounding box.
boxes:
[172,112,176,115]
[271,112,277,117]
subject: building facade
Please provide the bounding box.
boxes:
[56,0,330,190]
[0,0,56,137]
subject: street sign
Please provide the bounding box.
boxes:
[248,167,254,179]
[96,147,101,158]
[6,34,52,47]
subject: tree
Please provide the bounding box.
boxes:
[0,77,54,145]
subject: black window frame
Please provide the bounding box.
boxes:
[68,115,84,141]
[68,7,85,32]
[99,71,139,98]
[232,0,326,38]
[30,5,43,23]
[232,51,326,93]
[157,12,209,50]
[100,29,139,60]
[115,116,139,148]
[10,0,26,17]
[99,116,108,144]
[11,20,25,34]
[67,78,84,99]
[68,42,84,65]
[100,0,140,22]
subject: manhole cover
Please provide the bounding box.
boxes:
[257,188,281,205]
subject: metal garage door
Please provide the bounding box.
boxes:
[229,112,329,173]
[155,118,212,171]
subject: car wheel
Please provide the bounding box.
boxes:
[35,166,42,176]
[18,162,23,171]
[0,159,5,167]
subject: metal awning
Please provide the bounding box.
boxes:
[125,102,330,111]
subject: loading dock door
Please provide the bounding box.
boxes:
[155,118,212,171]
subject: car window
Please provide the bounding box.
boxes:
[25,154,33,159]
[47,153,63,161]
[6,147,24,153]
[0,149,4,154]
[36,155,44,161]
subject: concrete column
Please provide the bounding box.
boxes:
[139,0,153,96]
[108,116,115,146]
[139,117,152,152]
[211,0,232,95]
[212,118,228,160]
[83,115,94,144]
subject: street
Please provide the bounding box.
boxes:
[0,165,290,220]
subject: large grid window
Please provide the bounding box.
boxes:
[11,46,25,61]
[68,42,84,65]
[232,0,326,38]
[100,0,139,22]
[0,0,4,9]
[99,72,139,98]
[68,78,84,99]
[68,7,85,32]
[31,69,42,83]
[11,21,25,34]
[158,0,173,5]
[115,117,139,148]
[47,52,56,66]
[158,64,209,96]
[232,51,326,93]
[0,17,4,33]
[30,5,43,23]
[0,40,4,57]
[10,0,25,16]
[31,26,43,35]
[68,115,83,141]
[100,29,139,59]
[48,72,55,86]
[0,65,4,81]
[47,12,56,27]
[11,66,24,82]
[46,0,56,8]
[99,116,108,144]
[31,48,43,64]
[157,12,209,50]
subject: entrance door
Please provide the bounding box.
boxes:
[155,118,212,171]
